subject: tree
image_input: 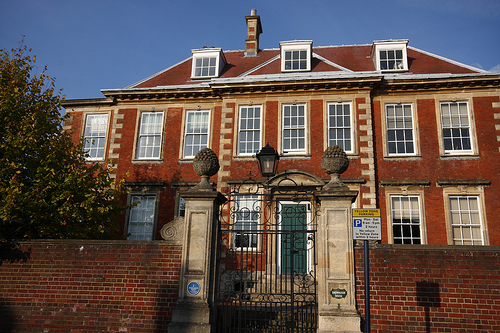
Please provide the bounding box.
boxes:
[0,43,127,242]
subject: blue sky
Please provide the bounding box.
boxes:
[1,0,499,100]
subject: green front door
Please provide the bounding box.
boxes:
[280,203,309,274]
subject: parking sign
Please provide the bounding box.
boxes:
[352,209,382,240]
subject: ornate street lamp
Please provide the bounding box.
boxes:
[256,143,279,177]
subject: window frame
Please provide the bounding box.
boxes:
[82,113,109,161]
[280,41,313,72]
[384,187,427,245]
[126,193,160,241]
[326,102,355,154]
[176,195,186,218]
[384,103,418,157]
[280,103,308,155]
[389,195,423,244]
[232,194,261,251]
[437,101,477,156]
[442,186,488,246]
[237,105,263,157]
[182,109,211,159]
[372,40,409,72]
[134,111,165,161]
[190,48,226,79]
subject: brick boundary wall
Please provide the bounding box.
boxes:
[2,240,499,332]
[355,244,500,333]
[0,240,182,333]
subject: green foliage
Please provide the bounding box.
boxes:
[0,43,127,241]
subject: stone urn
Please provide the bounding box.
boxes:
[321,145,349,190]
[192,148,220,191]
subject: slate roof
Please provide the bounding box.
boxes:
[125,43,484,91]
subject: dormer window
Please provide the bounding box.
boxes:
[372,40,408,72]
[191,48,226,79]
[280,40,312,72]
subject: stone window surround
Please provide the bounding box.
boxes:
[438,181,489,246]
[382,184,428,245]
[380,100,421,159]
[434,98,479,158]
[123,183,164,241]
[325,101,356,155]
[278,101,310,157]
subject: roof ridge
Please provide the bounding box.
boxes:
[215,44,372,54]
[313,43,372,49]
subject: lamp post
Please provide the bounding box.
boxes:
[256,143,279,177]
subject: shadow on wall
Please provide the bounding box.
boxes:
[0,299,17,332]
[416,281,441,333]
[0,242,31,266]
[0,242,28,332]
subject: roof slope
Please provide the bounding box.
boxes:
[129,44,484,90]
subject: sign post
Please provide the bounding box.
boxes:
[353,209,381,333]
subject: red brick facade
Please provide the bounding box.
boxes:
[63,91,500,245]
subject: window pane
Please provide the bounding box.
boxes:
[83,114,108,160]
[441,102,472,153]
[194,56,217,77]
[136,112,163,159]
[386,104,414,155]
[328,103,352,152]
[379,49,403,70]
[282,105,306,153]
[234,195,259,249]
[238,106,261,155]
[184,111,210,158]
[284,49,308,71]
[449,196,483,245]
[391,196,421,244]
[128,196,156,241]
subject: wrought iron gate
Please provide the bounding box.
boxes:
[215,178,318,332]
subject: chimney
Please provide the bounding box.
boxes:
[245,9,262,57]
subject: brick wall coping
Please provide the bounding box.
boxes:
[14,240,499,253]
[13,239,181,247]
[354,243,500,252]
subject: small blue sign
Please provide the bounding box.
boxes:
[187,281,200,295]
[354,219,363,227]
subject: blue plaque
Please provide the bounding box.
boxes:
[187,281,200,295]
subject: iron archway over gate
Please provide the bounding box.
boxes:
[215,176,319,333]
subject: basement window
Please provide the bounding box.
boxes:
[191,48,226,79]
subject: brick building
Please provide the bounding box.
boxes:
[62,9,500,247]
[1,9,496,332]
